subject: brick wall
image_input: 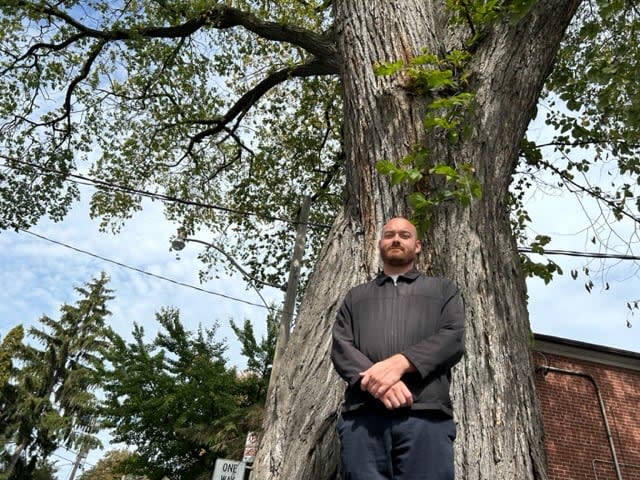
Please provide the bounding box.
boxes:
[533,344,640,480]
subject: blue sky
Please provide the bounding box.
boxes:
[1,168,639,477]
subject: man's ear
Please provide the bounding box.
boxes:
[415,239,422,253]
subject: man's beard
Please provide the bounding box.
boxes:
[380,246,415,266]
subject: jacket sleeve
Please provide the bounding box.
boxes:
[401,279,465,379]
[331,290,374,387]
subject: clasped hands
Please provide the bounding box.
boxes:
[359,354,415,410]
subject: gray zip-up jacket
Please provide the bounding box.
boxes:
[331,268,465,417]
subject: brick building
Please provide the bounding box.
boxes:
[533,334,640,480]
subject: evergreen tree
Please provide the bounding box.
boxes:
[231,311,278,404]
[0,274,112,479]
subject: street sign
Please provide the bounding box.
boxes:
[242,431,259,464]
[212,458,245,480]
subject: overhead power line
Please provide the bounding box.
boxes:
[1,159,332,229]
[20,229,278,312]
[518,247,640,261]
[18,230,640,308]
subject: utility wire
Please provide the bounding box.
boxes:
[17,230,640,311]
[20,229,279,312]
[50,451,95,469]
[1,159,332,229]
[519,247,640,261]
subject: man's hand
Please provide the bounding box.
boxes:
[359,354,415,398]
[379,381,413,410]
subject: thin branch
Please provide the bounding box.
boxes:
[538,158,640,226]
[184,237,285,292]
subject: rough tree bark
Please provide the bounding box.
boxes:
[253,1,581,479]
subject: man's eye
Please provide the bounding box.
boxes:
[400,233,411,239]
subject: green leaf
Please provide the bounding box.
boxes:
[430,164,458,178]
[408,192,428,210]
[373,60,405,76]
[407,168,423,183]
[391,169,408,185]
[376,159,396,175]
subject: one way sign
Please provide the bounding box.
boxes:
[212,458,246,480]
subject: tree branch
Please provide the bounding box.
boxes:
[16,1,338,68]
[201,4,338,67]
[537,158,640,226]
[183,57,337,155]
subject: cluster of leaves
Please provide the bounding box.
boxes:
[445,0,537,44]
[0,274,112,480]
[77,450,141,480]
[373,48,480,235]
[519,235,563,284]
[542,0,640,216]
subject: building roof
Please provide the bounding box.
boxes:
[533,333,640,372]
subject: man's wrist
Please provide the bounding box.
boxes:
[391,354,416,374]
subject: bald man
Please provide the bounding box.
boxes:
[331,217,465,480]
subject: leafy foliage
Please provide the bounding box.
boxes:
[99,308,274,480]
[513,1,640,285]
[77,450,142,480]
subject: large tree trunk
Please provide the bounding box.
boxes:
[252,1,581,479]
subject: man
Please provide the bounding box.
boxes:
[331,217,465,480]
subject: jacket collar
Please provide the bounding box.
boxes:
[375,267,421,285]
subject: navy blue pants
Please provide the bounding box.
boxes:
[337,411,456,480]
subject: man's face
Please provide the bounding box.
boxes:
[378,218,421,268]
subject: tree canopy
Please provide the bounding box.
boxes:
[1,0,343,291]
[1,1,638,295]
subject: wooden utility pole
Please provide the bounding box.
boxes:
[275,195,311,352]
[256,195,311,473]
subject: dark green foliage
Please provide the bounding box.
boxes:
[99,308,274,480]
[0,274,112,479]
